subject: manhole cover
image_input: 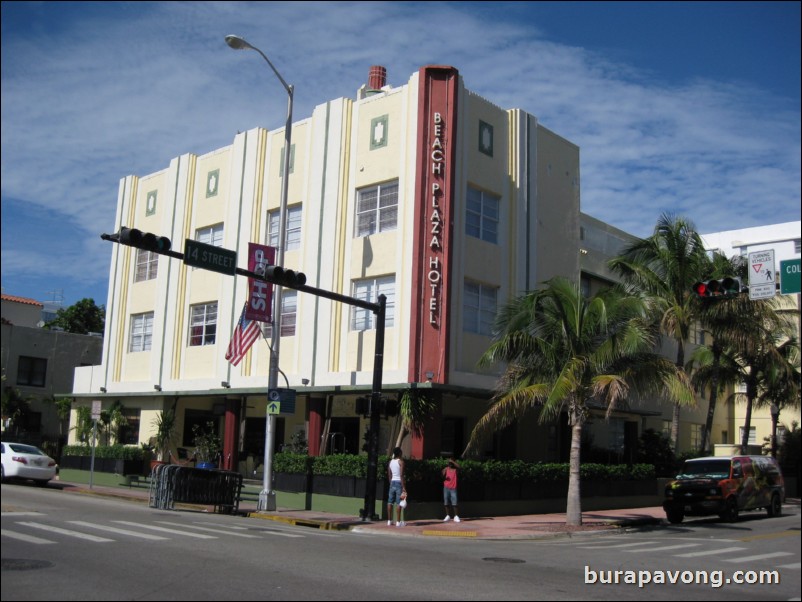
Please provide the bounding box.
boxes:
[2,559,54,571]
[482,557,526,564]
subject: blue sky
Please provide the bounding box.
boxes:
[2,1,800,309]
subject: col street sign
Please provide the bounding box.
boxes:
[780,258,801,294]
[267,388,296,415]
[748,249,776,300]
[183,239,237,276]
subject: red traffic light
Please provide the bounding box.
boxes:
[693,282,707,297]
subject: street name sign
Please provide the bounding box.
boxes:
[748,249,776,300]
[780,258,801,294]
[183,239,237,276]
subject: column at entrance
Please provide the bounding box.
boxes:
[308,397,326,456]
[222,398,241,471]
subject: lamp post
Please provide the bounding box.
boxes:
[226,34,293,512]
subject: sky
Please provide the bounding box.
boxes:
[2,1,800,309]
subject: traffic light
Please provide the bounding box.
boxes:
[263,265,307,287]
[101,227,171,253]
[692,277,741,299]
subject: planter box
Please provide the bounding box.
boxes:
[274,472,308,493]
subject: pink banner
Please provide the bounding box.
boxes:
[245,242,275,322]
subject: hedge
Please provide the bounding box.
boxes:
[61,444,144,461]
[273,453,655,483]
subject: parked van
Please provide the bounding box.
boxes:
[663,455,785,524]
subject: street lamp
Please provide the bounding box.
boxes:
[226,34,294,512]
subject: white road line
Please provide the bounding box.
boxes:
[112,521,216,539]
[1,528,55,545]
[17,521,114,543]
[722,552,794,563]
[156,521,260,538]
[68,521,168,541]
[675,547,746,557]
[578,541,659,549]
[623,544,701,553]
[777,562,800,570]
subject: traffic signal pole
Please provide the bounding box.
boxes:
[102,229,387,521]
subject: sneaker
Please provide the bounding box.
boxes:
[443,515,451,522]
[396,521,406,527]
[387,520,392,526]
[454,516,461,523]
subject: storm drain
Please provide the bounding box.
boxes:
[2,559,54,571]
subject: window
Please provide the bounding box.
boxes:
[17,356,47,387]
[466,186,499,243]
[262,290,297,337]
[268,206,302,251]
[189,303,217,346]
[478,120,493,157]
[279,144,296,176]
[129,312,154,352]
[134,249,158,282]
[691,322,706,346]
[355,182,398,237]
[352,276,395,330]
[690,424,703,450]
[196,224,224,247]
[119,409,141,445]
[662,420,672,438]
[463,281,497,336]
[739,426,757,445]
[609,419,625,452]
[146,190,157,216]
[370,115,389,150]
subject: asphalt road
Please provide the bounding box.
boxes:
[2,483,799,601]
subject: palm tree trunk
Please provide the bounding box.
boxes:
[701,345,722,454]
[566,421,583,526]
[740,379,757,454]
[670,343,686,451]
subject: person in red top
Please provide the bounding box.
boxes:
[442,457,460,522]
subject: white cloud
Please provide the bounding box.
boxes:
[1,1,799,304]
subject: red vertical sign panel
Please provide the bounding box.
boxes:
[245,242,275,322]
[409,66,459,384]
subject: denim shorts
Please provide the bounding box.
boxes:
[443,487,458,505]
[388,481,403,504]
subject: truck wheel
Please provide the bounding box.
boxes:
[666,508,684,524]
[767,493,782,517]
[719,498,739,523]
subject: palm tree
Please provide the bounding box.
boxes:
[465,278,694,525]
[391,389,439,452]
[608,213,709,451]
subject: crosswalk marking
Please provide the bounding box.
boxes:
[112,521,217,539]
[68,521,168,541]
[578,541,658,549]
[156,521,260,538]
[675,546,746,557]
[17,521,114,543]
[777,562,800,570]
[1,528,56,545]
[722,552,794,563]
[624,544,700,553]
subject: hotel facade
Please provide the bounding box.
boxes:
[70,64,796,472]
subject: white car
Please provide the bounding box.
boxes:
[1,442,57,486]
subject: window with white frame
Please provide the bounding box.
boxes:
[196,223,224,247]
[188,303,217,347]
[134,249,158,282]
[352,276,395,330]
[739,426,757,445]
[129,312,154,352]
[262,290,297,337]
[463,281,497,336]
[268,206,302,251]
[466,186,499,244]
[355,181,398,237]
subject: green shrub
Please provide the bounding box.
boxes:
[61,444,143,460]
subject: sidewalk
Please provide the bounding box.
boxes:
[49,478,671,540]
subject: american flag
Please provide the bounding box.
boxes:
[225,305,261,366]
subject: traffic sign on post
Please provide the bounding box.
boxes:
[780,259,801,294]
[748,250,776,300]
[184,239,237,275]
